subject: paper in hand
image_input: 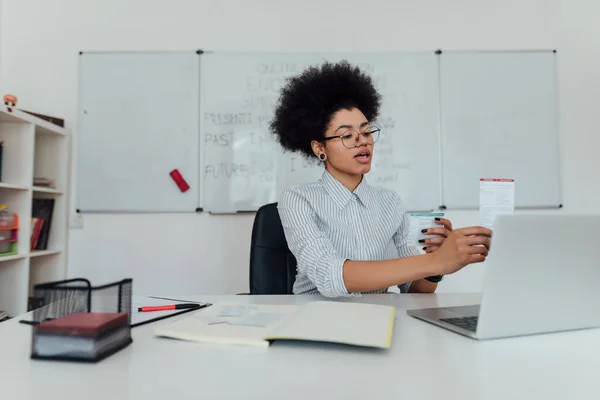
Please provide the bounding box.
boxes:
[479,178,515,229]
[408,213,445,247]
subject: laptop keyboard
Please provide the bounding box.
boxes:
[440,316,479,332]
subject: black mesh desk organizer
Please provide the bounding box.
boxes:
[28,278,133,362]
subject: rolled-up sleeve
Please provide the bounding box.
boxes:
[277,187,355,298]
[392,197,423,293]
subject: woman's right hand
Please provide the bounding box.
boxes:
[430,226,492,275]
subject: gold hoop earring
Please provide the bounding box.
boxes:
[319,153,327,162]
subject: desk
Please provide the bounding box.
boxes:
[0,293,598,399]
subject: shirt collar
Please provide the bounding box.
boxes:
[321,169,373,209]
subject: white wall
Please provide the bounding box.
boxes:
[1,0,599,296]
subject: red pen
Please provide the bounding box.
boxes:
[138,303,200,312]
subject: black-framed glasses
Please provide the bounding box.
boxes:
[322,126,381,149]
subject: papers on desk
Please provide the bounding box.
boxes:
[479,178,515,229]
[217,304,259,317]
[154,301,396,349]
[193,306,287,328]
[230,312,288,327]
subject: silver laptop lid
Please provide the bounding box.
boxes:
[476,214,600,339]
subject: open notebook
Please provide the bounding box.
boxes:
[154,301,396,349]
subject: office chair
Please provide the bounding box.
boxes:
[248,202,297,294]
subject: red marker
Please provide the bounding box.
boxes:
[138,303,199,312]
[170,169,190,192]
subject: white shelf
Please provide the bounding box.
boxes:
[35,123,67,137]
[0,182,29,191]
[0,254,27,262]
[0,251,63,263]
[0,184,63,194]
[29,249,62,258]
[0,106,67,136]
[32,186,63,195]
[0,109,29,124]
[0,107,70,317]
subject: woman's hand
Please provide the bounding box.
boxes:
[420,217,453,254]
[429,226,492,275]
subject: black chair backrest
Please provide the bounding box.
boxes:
[249,202,297,294]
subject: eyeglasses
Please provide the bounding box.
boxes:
[321,126,381,149]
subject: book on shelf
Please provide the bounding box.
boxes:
[30,217,44,250]
[33,177,56,188]
[20,109,65,128]
[31,198,54,250]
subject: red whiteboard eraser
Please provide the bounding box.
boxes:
[169,169,190,193]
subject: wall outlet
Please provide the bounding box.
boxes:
[70,214,83,229]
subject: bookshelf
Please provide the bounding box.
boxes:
[0,106,70,317]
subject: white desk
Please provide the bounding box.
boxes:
[1,293,598,399]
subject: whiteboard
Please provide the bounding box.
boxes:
[200,52,441,212]
[76,52,200,212]
[76,50,561,213]
[439,51,561,208]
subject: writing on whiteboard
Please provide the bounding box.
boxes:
[289,156,318,173]
[204,131,273,148]
[205,156,321,181]
[199,52,444,212]
[243,62,306,109]
[204,163,276,182]
[204,112,252,125]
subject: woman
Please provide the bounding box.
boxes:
[270,61,491,297]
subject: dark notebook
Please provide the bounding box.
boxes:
[32,312,132,362]
[35,312,128,336]
[31,198,54,250]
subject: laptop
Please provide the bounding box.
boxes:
[407,214,600,340]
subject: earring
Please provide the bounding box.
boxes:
[319,153,327,162]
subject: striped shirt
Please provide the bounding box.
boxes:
[277,169,422,298]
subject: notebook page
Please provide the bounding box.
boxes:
[264,301,396,349]
[154,304,299,347]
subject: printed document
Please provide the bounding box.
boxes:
[408,212,445,247]
[479,178,515,229]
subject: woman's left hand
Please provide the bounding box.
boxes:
[420,217,453,254]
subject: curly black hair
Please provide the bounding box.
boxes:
[269,60,382,159]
